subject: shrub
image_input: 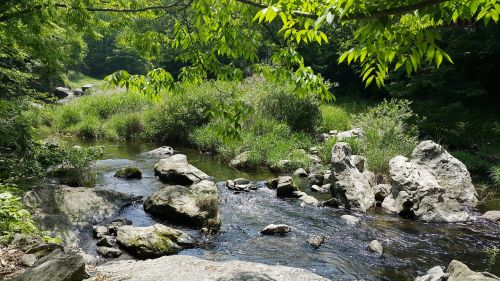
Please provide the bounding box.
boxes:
[353,99,420,174]
[144,90,221,143]
[259,90,321,133]
[319,105,351,132]
[192,118,313,171]
[0,188,38,241]
[490,166,500,188]
[50,145,104,187]
[105,112,145,141]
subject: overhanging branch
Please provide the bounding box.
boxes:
[0,0,453,23]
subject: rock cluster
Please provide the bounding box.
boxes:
[382,141,478,222]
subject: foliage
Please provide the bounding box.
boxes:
[259,90,321,133]
[191,117,312,171]
[50,145,104,187]
[0,188,38,241]
[353,99,420,174]
[489,166,500,188]
[319,105,352,132]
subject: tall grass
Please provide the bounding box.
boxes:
[319,105,352,132]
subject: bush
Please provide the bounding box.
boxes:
[319,105,351,132]
[353,99,420,174]
[105,112,145,141]
[259,90,321,133]
[491,166,500,188]
[0,187,38,241]
[144,90,222,143]
[191,118,313,171]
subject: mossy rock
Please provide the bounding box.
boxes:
[114,167,142,180]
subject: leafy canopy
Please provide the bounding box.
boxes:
[2,0,500,98]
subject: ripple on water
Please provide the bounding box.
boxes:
[72,141,500,281]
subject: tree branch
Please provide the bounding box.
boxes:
[0,0,453,23]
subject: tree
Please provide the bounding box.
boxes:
[2,0,500,99]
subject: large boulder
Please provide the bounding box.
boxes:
[144,180,221,230]
[92,255,329,281]
[383,141,478,222]
[13,249,85,281]
[481,211,500,223]
[116,224,195,259]
[154,154,209,185]
[447,260,500,281]
[415,260,500,281]
[23,186,138,246]
[330,142,375,212]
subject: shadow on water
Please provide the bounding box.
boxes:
[71,140,500,281]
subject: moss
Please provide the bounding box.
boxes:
[114,167,142,180]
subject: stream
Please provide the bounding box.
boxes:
[74,141,500,281]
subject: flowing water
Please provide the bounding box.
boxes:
[76,141,500,280]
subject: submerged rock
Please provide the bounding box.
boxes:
[92,255,329,281]
[293,191,319,206]
[330,142,375,212]
[23,185,138,246]
[260,224,291,235]
[114,167,142,179]
[481,211,500,223]
[276,176,299,198]
[415,266,447,281]
[226,178,254,192]
[146,146,174,156]
[340,215,359,225]
[13,249,85,281]
[307,235,325,248]
[116,224,195,259]
[154,154,209,185]
[144,180,221,230]
[384,141,478,222]
[368,240,383,255]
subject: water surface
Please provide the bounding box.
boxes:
[78,141,500,280]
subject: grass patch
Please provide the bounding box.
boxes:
[319,104,352,132]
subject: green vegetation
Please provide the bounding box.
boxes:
[319,105,352,132]
[353,100,420,174]
[0,188,38,242]
[2,0,500,247]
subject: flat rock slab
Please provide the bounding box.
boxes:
[23,185,139,247]
[92,255,329,281]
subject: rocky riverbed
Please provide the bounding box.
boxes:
[6,141,500,281]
